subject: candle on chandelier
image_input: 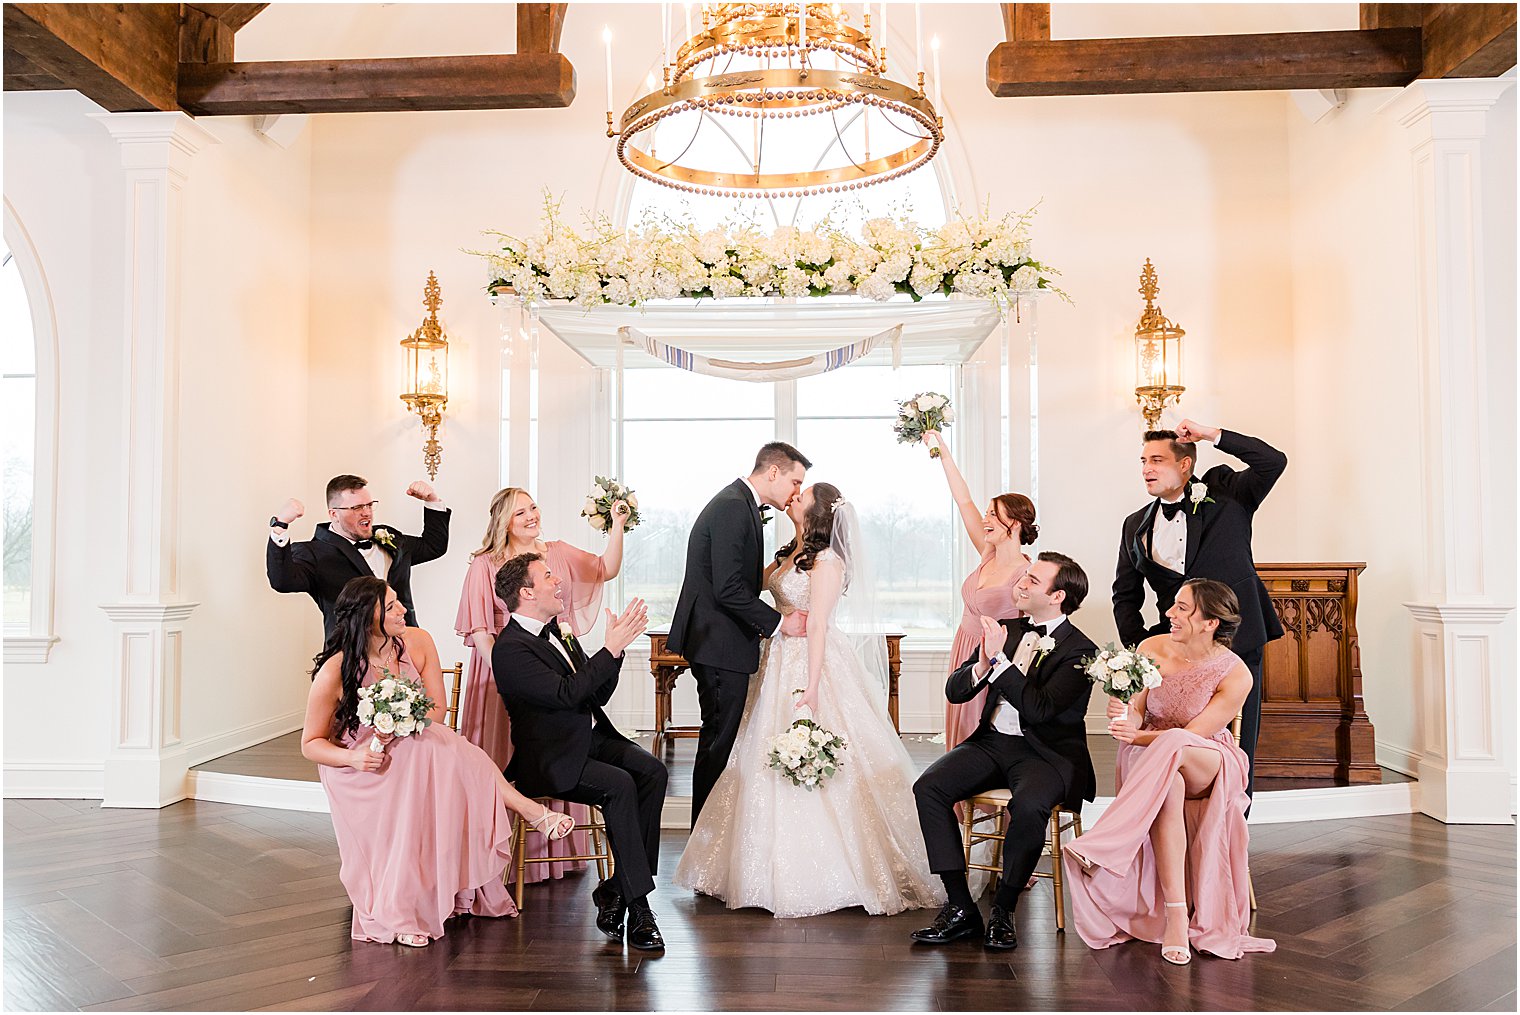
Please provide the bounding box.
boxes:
[799,2,807,51]
[878,2,888,66]
[685,2,692,41]
[602,26,613,114]
[930,34,942,112]
[661,3,669,65]
[914,3,923,78]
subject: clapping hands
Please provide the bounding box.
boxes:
[603,598,649,656]
[979,615,1005,661]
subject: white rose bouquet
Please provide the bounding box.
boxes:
[893,391,955,457]
[766,717,848,790]
[356,669,436,754]
[580,475,641,533]
[1080,643,1163,704]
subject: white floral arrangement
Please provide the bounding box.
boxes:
[893,391,955,457]
[580,475,640,532]
[356,670,436,753]
[766,717,848,790]
[1081,644,1163,704]
[478,195,1064,309]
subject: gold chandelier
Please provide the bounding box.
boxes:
[606,3,944,198]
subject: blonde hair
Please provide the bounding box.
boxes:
[473,487,532,563]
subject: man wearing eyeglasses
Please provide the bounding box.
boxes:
[267,474,451,638]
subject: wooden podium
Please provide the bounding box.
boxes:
[1256,562,1380,783]
[645,629,904,753]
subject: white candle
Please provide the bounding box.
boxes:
[799,2,807,51]
[878,2,888,65]
[685,2,692,42]
[914,3,923,78]
[931,34,941,112]
[603,26,613,113]
[662,3,670,65]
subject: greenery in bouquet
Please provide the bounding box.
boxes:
[1081,644,1163,704]
[767,717,848,790]
[356,670,436,751]
[581,475,640,533]
[894,391,955,457]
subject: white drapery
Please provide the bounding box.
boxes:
[617,324,903,382]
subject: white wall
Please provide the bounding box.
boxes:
[2,92,316,794]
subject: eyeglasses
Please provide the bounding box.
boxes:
[332,501,379,513]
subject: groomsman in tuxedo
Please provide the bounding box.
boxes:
[267,474,450,638]
[912,553,1097,950]
[1112,420,1287,795]
[492,554,669,952]
[668,442,812,826]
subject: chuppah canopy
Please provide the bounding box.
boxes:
[508,297,1008,373]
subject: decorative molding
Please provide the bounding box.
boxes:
[1376,739,1422,779]
[2,635,59,664]
[99,601,201,625]
[182,710,304,768]
[187,770,329,812]
[3,761,106,799]
[1403,601,1515,626]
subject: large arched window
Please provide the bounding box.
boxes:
[613,169,961,639]
[3,204,58,661]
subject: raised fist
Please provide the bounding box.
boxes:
[405,480,439,503]
[276,498,304,524]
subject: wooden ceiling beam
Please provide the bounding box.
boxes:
[185,4,270,32]
[986,28,1423,97]
[2,2,180,111]
[179,6,236,65]
[1000,4,1050,43]
[1359,4,1428,30]
[1420,2,1516,78]
[517,3,568,54]
[178,53,576,114]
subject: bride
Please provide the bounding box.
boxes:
[674,483,944,918]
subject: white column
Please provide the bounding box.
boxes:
[1382,79,1515,824]
[92,113,217,808]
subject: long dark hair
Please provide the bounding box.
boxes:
[310,576,391,739]
[774,482,843,577]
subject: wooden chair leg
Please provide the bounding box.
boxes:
[961,801,977,867]
[513,817,528,910]
[1248,866,1258,911]
[589,820,608,882]
[1050,813,1065,933]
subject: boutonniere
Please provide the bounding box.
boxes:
[1188,482,1215,515]
[1034,634,1057,666]
[759,505,773,525]
[559,628,581,656]
[373,527,398,552]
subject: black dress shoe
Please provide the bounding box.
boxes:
[910,903,984,944]
[625,901,666,952]
[984,905,1018,950]
[591,879,626,941]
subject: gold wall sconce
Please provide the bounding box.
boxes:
[1133,258,1185,430]
[400,271,449,480]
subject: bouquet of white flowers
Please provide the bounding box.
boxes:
[893,392,955,457]
[1081,644,1163,704]
[580,475,640,533]
[766,716,848,790]
[356,670,436,753]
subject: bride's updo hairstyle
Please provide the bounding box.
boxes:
[1182,578,1241,647]
[310,576,391,739]
[776,482,844,578]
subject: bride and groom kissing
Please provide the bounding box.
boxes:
[667,443,1099,946]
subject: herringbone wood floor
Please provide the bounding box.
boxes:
[3,799,1513,1011]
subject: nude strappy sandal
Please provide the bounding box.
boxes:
[1161,901,1192,965]
[530,807,574,841]
[396,933,430,948]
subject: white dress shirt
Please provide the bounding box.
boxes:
[513,613,576,671]
[1150,496,1188,574]
[982,615,1068,736]
[269,502,449,583]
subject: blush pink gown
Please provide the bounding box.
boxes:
[1061,650,1276,960]
[454,541,605,883]
[318,639,518,944]
[943,548,1028,749]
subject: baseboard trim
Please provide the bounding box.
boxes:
[186,769,329,812]
[182,711,305,769]
[4,762,106,799]
[1375,740,1422,779]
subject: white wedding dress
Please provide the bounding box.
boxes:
[674,550,945,918]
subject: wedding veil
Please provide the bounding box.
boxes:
[828,499,891,699]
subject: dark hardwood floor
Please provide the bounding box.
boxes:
[3,798,1513,1011]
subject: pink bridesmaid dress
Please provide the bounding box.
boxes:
[318,639,518,944]
[1061,650,1276,960]
[454,540,606,883]
[943,548,1028,749]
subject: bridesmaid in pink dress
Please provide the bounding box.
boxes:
[454,486,630,883]
[922,431,1036,749]
[1063,579,1276,964]
[303,577,572,947]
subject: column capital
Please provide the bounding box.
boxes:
[1379,78,1516,143]
[89,111,220,175]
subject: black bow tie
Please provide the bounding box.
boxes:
[1159,500,1185,521]
[354,538,375,551]
[539,620,562,642]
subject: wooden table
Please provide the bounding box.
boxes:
[646,629,904,754]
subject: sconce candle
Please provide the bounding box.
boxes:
[1132,258,1185,430]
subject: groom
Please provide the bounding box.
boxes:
[669,442,811,826]
[912,552,1097,950]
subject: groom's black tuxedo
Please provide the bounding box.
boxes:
[1112,428,1286,793]
[266,511,450,638]
[668,479,783,826]
[914,616,1097,907]
[493,617,667,903]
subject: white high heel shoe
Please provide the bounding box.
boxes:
[1161,901,1192,965]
